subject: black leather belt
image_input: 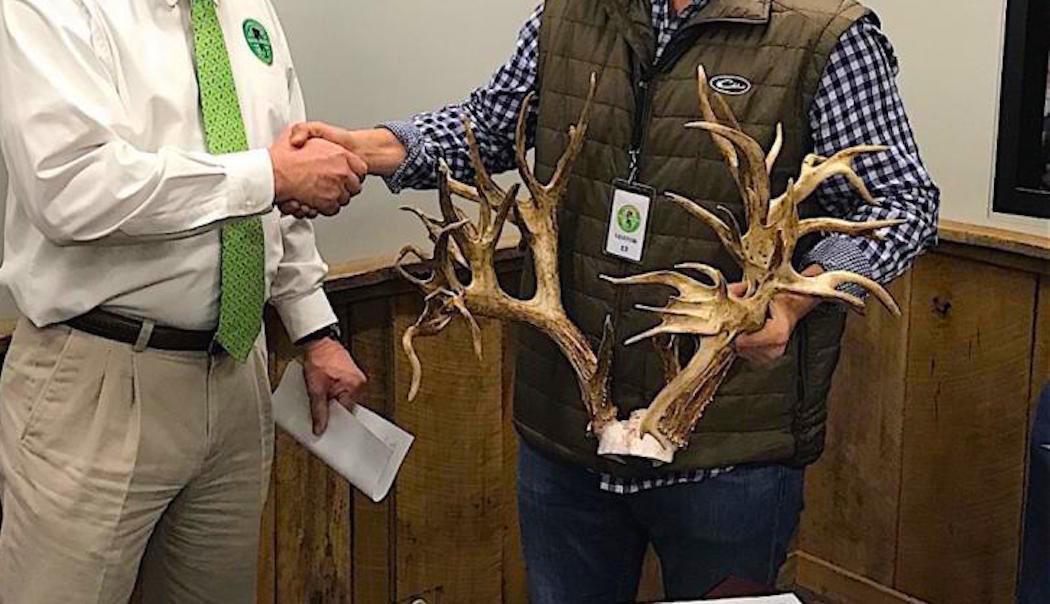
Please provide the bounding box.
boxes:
[65,309,216,353]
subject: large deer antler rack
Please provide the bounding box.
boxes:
[398,67,903,464]
[396,75,618,433]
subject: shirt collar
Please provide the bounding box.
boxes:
[163,0,219,8]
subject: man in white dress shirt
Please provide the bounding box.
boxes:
[0,0,367,601]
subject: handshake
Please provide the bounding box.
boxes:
[268,122,368,219]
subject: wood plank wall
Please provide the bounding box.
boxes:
[256,259,532,604]
[794,244,1050,603]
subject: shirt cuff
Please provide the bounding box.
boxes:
[273,289,338,343]
[219,148,275,217]
[801,236,875,299]
[378,120,432,193]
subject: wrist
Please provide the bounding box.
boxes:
[358,128,408,177]
[297,323,343,350]
[268,145,290,203]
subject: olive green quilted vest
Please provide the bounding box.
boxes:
[514,0,870,477]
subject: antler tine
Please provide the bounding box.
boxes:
[400,205,447,241]
[401,296,458,402]
[798,217,906,239]
[446,179,485,205]
[462,118,505,230]
[515,91,544,198]
[789,146,888,208]
[654,335,683,382]
[436,161,479,250]
[623,319,708,347]
[695,66,772,221]
[601,270,712,294]
[767,123,784,174]
[548,73,598,200]
[447,294,484,361]
[696,66,741,173]
[490,183,520,245]
[403,325,425,401]
[685,121,771,205]
[666,193,744,264]
[395,245,436,290]
[776,270,902,317]
[674,263,728,294]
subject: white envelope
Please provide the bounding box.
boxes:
[272,361,414,502]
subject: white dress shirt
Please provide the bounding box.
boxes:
[0,0,336,341]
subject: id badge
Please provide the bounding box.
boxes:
[605,179,655,263]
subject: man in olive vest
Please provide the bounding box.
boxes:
[293,0,939,599]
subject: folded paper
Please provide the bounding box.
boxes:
[272,361,414,502]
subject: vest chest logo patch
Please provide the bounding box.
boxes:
[709,75,752,96]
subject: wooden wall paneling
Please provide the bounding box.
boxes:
[393,296,505,603]
[273,432,353,603]
[798,276,913,586]
[793,552,928,604]
[896,253,1037,603]
[501,324,528,604]
[349,297,397,604]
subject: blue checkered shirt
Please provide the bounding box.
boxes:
[381,1,940,494]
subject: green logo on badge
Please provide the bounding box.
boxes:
[617,205,642,234]
[243,19,273,65]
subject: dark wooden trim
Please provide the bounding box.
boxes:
[324,248,526,305]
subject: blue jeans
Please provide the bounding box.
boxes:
[517,442,805,603]
[1019,383,1050,603]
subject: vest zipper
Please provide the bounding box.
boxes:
[627,22,707,184]
[611,23,711,412]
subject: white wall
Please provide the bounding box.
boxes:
[866,0,1048,238]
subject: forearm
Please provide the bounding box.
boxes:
[806,17,940,293]
[3,138,273,246]
[341,128,407,178]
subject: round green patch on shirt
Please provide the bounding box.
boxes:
[243,19,273,65]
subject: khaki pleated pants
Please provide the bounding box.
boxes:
[0,319,273,603]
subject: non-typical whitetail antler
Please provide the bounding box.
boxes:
[396,75,618,434]
[397,67,903,464]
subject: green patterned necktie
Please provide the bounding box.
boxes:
[190,0,266,362]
